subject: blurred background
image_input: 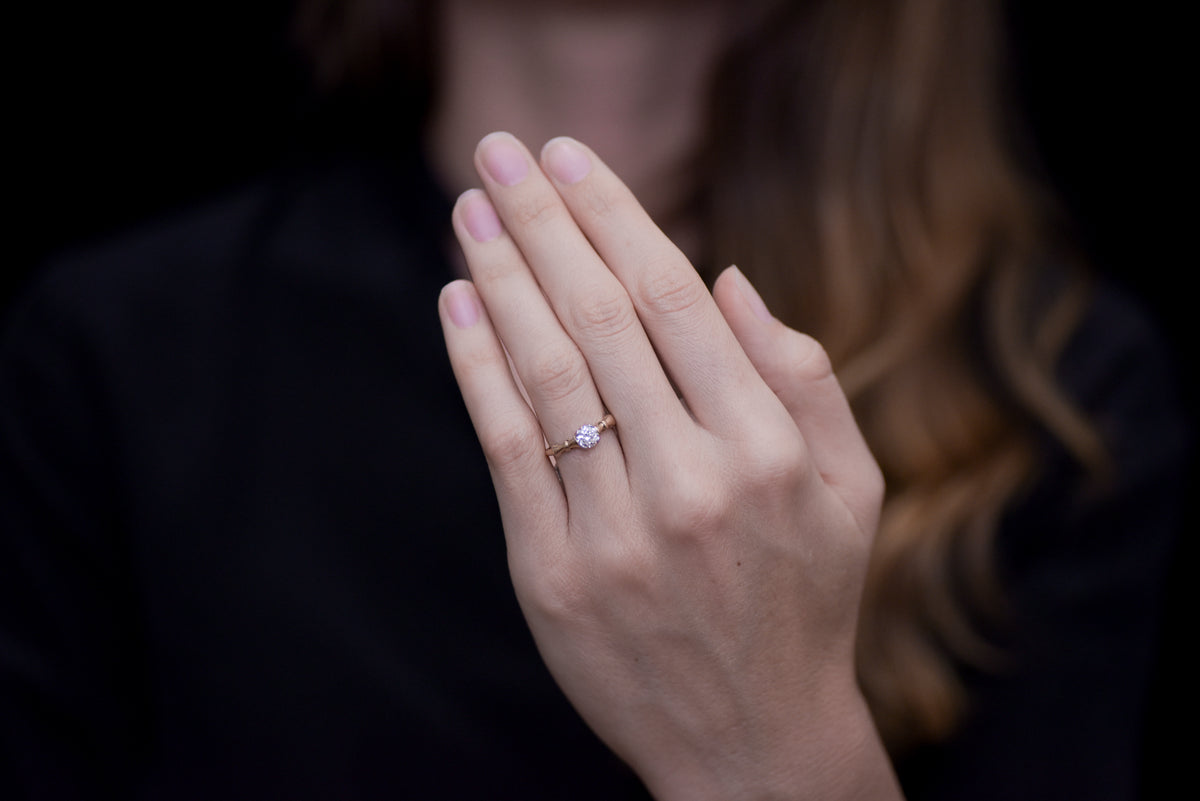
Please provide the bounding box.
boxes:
[8,3,1190,382]
[7,2,1189,342]
[7,1,1192,795]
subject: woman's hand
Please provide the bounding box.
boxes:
[438,132,901,800]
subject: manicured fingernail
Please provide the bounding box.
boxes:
[443,282,480,329]
[459,190,503,242]
[732,266,773,323]
[478,132,529,186]
[542,137,592,184]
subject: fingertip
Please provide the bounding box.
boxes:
[440,279,481,329]
[476,131,531,187]
[476,130,523,153]
[540,136,593,185]
[711,265,741,308]
[728,266,775,324]
[714,265,774,340]
[454,188,504,243]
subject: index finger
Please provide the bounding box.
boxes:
[539,137,775,433]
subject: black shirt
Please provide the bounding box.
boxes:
[1,152,1189,800]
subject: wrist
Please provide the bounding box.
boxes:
[639,683,903,801]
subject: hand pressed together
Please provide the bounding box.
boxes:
[438,132,902,801]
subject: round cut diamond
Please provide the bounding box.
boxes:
[574,424,601,449]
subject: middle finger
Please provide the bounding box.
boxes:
[473,132,689,454]
[452,188,624,493]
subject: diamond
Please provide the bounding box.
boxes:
[574,424,601,449]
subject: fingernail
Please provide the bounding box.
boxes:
[542,137,592,184]
[478,132,529,186]
[443,282,480,329]
[459,190,503,242]
[732,266,773,323]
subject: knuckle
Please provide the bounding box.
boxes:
[655,474,730,537]
[453,341,501,376]
[479,418,541,474]
[570,291,639,344]
[520,580,590,632]
[475,253,527,285]
[597,548,657,604]
[742,435,812,490]
[523,558,591,623]
[575,181,616,222]
[510,194,563,229]
[637,266,709,319]
[786,332,836,384]
[590,535,648,582]
[525,345,591,404]
[525,540,653,625]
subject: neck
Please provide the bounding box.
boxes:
[426,1,731,238]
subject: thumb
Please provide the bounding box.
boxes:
[713,266,883,534]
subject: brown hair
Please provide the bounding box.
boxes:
[703,0,1104,751]
[295,0,1103,755]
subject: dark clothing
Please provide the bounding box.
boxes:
[1,153,1189,800]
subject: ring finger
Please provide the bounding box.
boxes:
[452,188,626,495]
[471,133,690,471]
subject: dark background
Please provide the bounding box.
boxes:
[7,2,1192,350]
[9,2,1192,383]
[7,2,1193,796]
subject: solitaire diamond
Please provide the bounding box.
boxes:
[574,424,601,449]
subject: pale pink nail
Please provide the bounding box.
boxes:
[443,282,480,329]
[478,133,529,186]
[732,266,773,323]
[459,190,503,242]
[542,137,592,184]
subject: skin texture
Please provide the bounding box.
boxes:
[438,132,904,800]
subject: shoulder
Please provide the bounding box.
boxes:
[4,154,451,366]
[7,184,262,345]
[1061,281,1186,418]
[908,281,1195,801]
[996,276,1192,626]
[1,153,456,473]
[1057,280,1192,494]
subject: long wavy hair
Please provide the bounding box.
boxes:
[294,0,1103,754]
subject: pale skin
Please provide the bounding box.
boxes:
[432,3,904,799]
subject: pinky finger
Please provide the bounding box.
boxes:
[438,279,567,543]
